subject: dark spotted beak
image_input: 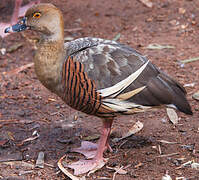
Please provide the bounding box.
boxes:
[4,17,29,33]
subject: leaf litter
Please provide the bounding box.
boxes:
[113,121,144,142]
[166,108,178,125]
[57,155,86,180]
[138,0,153,8]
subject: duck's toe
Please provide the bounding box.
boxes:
[71,141,98,159]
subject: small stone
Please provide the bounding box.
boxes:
[35,152,45,168]
[0,48,6,55]
[193,91,199,101]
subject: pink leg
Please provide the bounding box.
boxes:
[95,119,113,159]
[67,118,113,175]
[11,0,22,24]
[71,119,113,159]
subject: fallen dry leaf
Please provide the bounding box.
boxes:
[166,108,178,125]
[87,159,107,176]
[7,131,15,141]
[48,98,57,102]
[113,121,144,142]
[139,0,153,8]
[181,24,188,29]
[106,166,127,175]
[169,19,179,26]
[178,7,186,14]
[176,160,193,169]
[57,155,85,180]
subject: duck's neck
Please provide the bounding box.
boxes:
[34,36,66,95]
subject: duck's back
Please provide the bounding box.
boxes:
[62,37,192,116]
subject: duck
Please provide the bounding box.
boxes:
[5,3,192,175]
[0,0,40,38]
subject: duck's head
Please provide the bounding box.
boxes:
[5,3,64,40]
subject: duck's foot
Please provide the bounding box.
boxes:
[67,120,113,175]
[71,140,113,159]
[71,141,98,159]
[67,158,107,175]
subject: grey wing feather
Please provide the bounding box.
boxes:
[64,37,192,115]
[65,37,147,89]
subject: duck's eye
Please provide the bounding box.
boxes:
[33,12,41,18]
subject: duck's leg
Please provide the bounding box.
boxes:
[18,0,40,19]
[71,119,113,159]
[10,0,23,24]
[67,118,113,175]
[0,0,40,38]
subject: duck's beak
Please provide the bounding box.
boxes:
[4,17,29,33]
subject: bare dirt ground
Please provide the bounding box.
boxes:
[0,0,199,179]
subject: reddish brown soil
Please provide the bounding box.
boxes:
[0,0,199,179]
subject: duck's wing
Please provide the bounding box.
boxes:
[63,37,192,115]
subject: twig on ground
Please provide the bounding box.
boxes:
[158,140,178,144]
[64,28,82,32]
[180,57,199,64]
[112,166,124,180]
[2,63,34,77]
[156,152,179,158]
[158,145,162,155]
